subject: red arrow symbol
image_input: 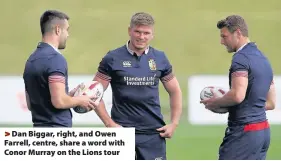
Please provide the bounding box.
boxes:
[5,132,10,137]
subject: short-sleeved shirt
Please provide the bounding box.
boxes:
[97,43,174,134]
[228,42,273,126]
[23,42,72,127]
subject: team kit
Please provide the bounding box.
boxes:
[22,10,276,160]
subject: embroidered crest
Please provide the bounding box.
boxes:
[148,59,156,70]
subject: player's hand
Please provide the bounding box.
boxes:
[106,121,122,128]
[89,99,99,110]
[77,95,98,111]
[156,123,177,139]
[200,88,220,110]
[69,83,84,97]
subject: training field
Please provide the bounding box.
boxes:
[1,0,281,159]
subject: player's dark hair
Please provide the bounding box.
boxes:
[217,15,248,37]
[40,10,69,35]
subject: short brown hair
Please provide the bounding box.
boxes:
[40,10,69,35]
[130,12,154,27]
[217,15,248,37]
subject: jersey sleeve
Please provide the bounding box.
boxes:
[230,53,250,77]
[96,53,113,81]
[46,55,67,84]
[160,53,174,83]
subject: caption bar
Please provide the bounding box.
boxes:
[0,128,135,160]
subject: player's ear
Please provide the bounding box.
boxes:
[236,29,242,37]
[55,25,60,35]
[128,26,131,36]
[151,27,155,38]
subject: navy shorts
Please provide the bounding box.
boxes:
[135,133,166,160]
[219,120,270,160]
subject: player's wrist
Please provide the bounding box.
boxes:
[105,120,118,127]
[72,96,84,107]
[170,121,179,127]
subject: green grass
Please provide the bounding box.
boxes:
[0,0,281,160]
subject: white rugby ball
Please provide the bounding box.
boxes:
[200,86,229,114]
[73,81,104,114]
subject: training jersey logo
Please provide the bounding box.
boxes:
[148,59,156,70]
[123,61,132,67]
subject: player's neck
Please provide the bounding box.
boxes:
[42,35,59,49]
[237,38,250,51]
[128,42,146,56]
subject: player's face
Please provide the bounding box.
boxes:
[128,25,154,51]
[220,27,239,53]
[58,20,69,50]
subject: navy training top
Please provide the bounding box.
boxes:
[228,42,273,126]
[97,43,174,134]
[23,42,72,127]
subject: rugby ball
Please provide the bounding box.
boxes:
[200,86,229,114]
[73,81,104,114]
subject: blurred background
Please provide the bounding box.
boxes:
[0,0,281,159]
